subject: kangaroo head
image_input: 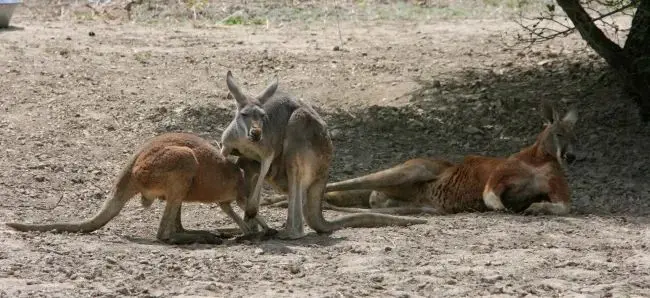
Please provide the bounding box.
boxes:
[539,100,578,167]
[225,71,279,142]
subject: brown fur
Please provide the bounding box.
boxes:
[220,71,427,240]
[5,132,263,245]
[302,101,578,216]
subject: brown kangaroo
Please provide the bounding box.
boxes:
[219,71,427,240]
[5,132,270,245]
[281,101,578,216]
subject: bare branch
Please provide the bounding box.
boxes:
[514,0,636,47]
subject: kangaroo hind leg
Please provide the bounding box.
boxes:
[323,202,440,215]
[172,203,228,240]
[275,168,307,240]
[158,192,223,245]
[152,147,223,245]
[326,159,451,192]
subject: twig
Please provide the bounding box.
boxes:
[0,193,64,210]
[334,3,346,71]
[335,5,344,48]
[0,182,71,193]
[87,180,106,193]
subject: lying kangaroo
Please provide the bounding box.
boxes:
[219,71,427,239]
[5,132,269,244]
[289,101,578,216]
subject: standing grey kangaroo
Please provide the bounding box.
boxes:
[265,101,578,216]
[219,71,427,239]
[6,133,269,245]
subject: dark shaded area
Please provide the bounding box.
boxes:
[155,56,649,216]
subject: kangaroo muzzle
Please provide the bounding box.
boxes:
[563,152,576,164]
[557,146,576,166]
[248,125,262,142]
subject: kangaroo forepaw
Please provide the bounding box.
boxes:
[243,218,261,233]
[523,202,569,216]
[522,203,550,216]
[483,192,507,212]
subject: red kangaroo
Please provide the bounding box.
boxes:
[315,100,578,216]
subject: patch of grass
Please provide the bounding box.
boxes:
[482,0,532,9]
[134,51,152,65]
[250,17,266,25]
[223,15,244,25]
[222,14,266,26]
[73,11,98,21]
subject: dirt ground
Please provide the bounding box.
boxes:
[1,1,649,297]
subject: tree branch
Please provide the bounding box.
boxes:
[515,1,635,47]
[556,0,631,71]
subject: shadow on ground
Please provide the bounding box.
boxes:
[154,57,649,216]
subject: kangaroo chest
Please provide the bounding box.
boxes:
[230,139,269,162]
[512,162,553,193]
[232,140,289,193]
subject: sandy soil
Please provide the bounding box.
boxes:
[1,1,649,297]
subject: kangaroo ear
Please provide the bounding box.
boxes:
[562,109,578,128]
[226,71,247,109]
[540,100,559,125]
[257,75,279,104]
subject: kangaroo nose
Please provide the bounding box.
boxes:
[564,152,576,164]
[249,129,262,142]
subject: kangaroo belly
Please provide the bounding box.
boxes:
[265,162,290,194]
[428,168,487,213]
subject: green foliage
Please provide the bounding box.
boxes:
[134,51,152,65]
[223,15,244,25]
[222,14,266,26]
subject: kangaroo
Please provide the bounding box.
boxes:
[280,101,578,216]
[5,132,271,245]
[219,71,427,240]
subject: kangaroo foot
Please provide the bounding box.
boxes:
[275,228,306,240]
[213,227,245,239]
[234,227,278,243]
[162,231,224,245]
[184,229,238,239]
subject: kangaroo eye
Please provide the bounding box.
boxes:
[240,112,249,117]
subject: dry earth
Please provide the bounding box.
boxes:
[1,1,649,297]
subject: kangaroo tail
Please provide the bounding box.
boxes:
[6,153,140,234]
[263,190,372,208]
